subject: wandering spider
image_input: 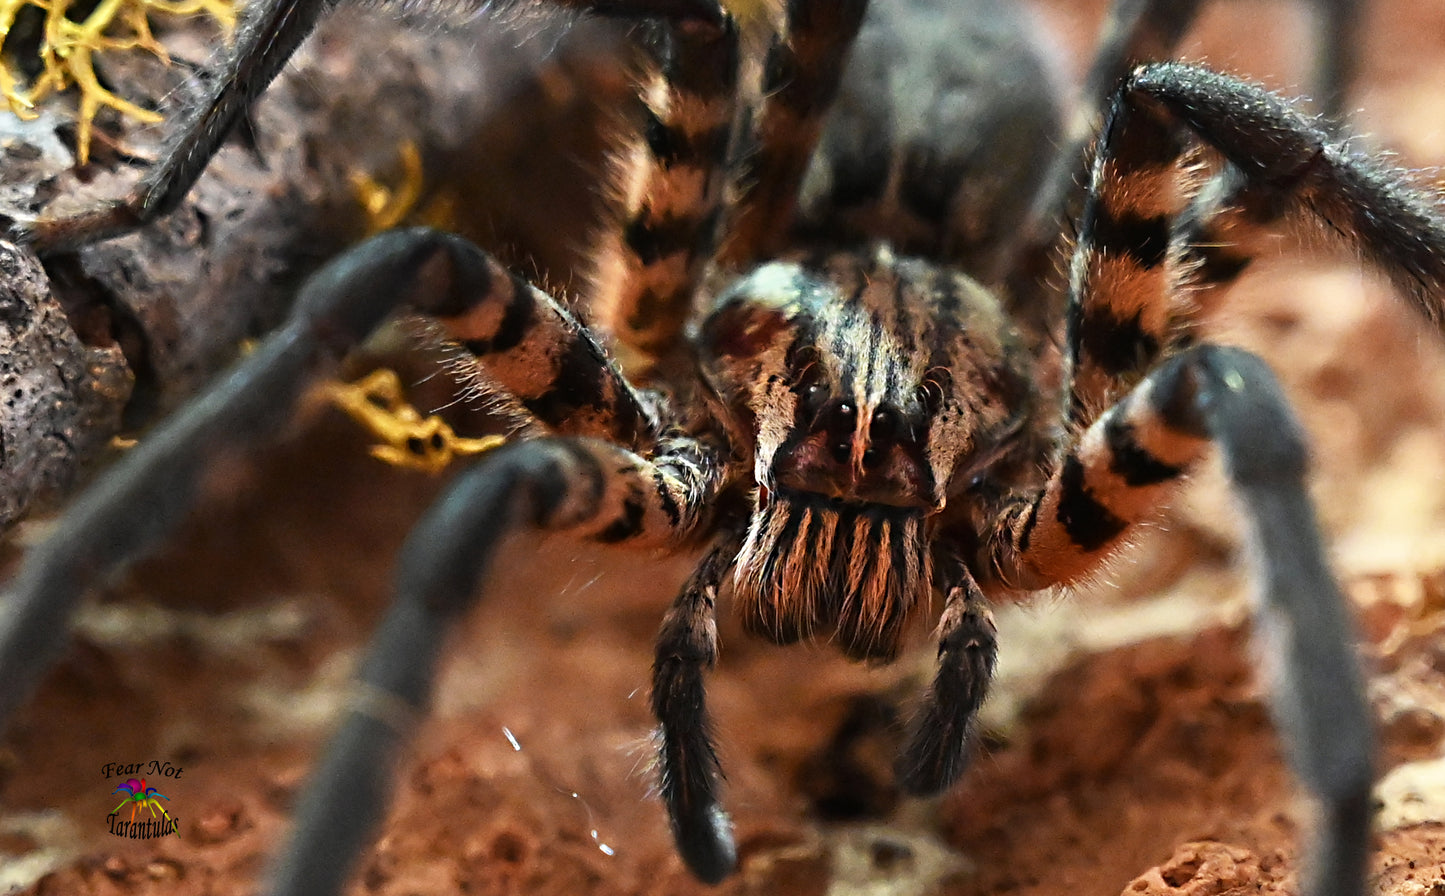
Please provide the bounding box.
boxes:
[2,0,1445,893]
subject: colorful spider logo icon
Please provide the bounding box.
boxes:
[111,778,171,822]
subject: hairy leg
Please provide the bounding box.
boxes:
[0,224,672,732]
[983,344,1373,896]
[716,0,868,267]
[590,13,740,361]
[272,432,723,895]
[651,532,741,882]
[895,558,997,796]
[0,228,484,724]
[1130,62,1445,328]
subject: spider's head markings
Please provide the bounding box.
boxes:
[697,247,1033,658]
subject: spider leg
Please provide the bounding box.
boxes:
[1001,0,1365,297]
[590,13,741,360]
[15,0,328,251]
[595,0,867,361]
[1062,63,1445,427]
[12,0,724,253]
[651,532,741,883]
[1185,347,1374,896]
[0,223,658,726]
[715,0,868,267]
[988,346,1372,896]
[413,235,659,445]
[270,433,722,896]
[1128,61,1445,328]
[978,63,1391,895]
[1063,67,1194,426]
[1001,0,1202,294]
[895,560,997,796]
[0,228,487,724]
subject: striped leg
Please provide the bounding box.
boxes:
[1128,62,1445,330]
[1000,0,1365,299]
[1064,70,1194,427]
[271,434,723,896]
[0,229,490,727]
[408,230,658,447]
[1000,0,1202,297]
[15,0,727,252]
[985,346,1373,896]
[980,69,1420,887]
[1065,61,1445,429]
[590,15,740,360]
[0,223,668,739]
[986,354,1210,592]
[716,0,868,267]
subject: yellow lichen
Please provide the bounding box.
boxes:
[0,0,237,163]
[349,139,461,236]
[338,147,498,473]
[321,368,504,475]
[350,140,426,235]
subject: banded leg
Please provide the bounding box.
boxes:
[414,230,658,447]
[895,560,997,796]
[591,14,740,360]
[1127,62,1445,330]
[1000,0,1202,295]
[0,228,489,726]
[1065,61,1445,429]
[651,532,741,883]
[988,352,1210,592]
[0,222,661,728]
[271,434,724,896]
[1065,69,1194,427]
[715,0,868,267]
[985,345,1373,896]
[999,0,1367,298]
[13,0,725,252]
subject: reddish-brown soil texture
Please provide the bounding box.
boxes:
[5,2,1445,896]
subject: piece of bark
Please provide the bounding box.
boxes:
[0,7,632,531]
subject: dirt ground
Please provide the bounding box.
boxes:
[4,1,1445,895]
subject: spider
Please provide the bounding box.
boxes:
[2,0,1444,894]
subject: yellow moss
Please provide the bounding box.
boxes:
[0,0,237,163]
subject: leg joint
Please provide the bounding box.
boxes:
[1157,344,1309,484]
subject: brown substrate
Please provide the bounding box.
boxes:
[4,1,1445,895]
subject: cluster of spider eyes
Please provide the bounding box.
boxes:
[799,382,906,468]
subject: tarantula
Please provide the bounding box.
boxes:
[2,0,1444,894]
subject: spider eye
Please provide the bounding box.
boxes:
[796,379,829,420]
[869,406,895,438]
